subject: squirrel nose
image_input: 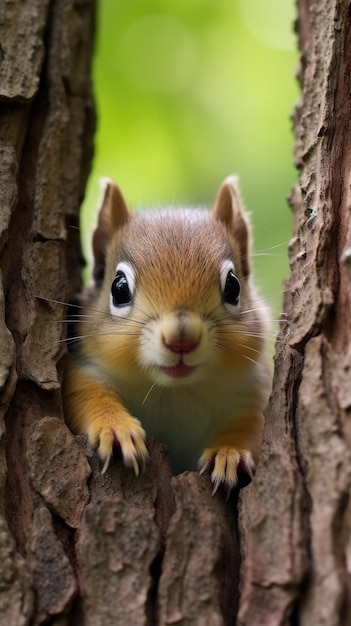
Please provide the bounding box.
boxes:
[162,334,200,354]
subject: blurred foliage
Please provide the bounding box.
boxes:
[82,0,298,317]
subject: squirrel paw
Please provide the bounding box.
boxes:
[199,447,255,494]
[88,415,148,476]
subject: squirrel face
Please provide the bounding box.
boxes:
[84,178,268,389]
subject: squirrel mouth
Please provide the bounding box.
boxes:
[159,361,196,378]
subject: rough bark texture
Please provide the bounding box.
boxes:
[0,0,94,623]
[0,3,241,625]
[238,1,351,625]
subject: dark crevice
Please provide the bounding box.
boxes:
[51,515,78,577]
[146,550,164,626]
[220,487,241,625]
[51,515,85,625]
[145,462,176,626]
[286,349,313,624]
[33,234,66,244]
[289,569,312,626]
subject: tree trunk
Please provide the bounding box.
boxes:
[238,1,351,624]
[0,0,95,623]
[2,1,351,625]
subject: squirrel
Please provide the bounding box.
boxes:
[63,176,271,492]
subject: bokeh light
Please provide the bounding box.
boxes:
[82,0,298,319]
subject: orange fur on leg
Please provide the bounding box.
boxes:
[64,360,148,474]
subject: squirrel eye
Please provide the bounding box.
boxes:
[223,270,240,306]
[111,271,132,307]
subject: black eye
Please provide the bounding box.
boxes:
[223,270,240,306]
[111,271,132,307]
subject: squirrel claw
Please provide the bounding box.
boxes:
[241,453,255,480]
[199,455,213,476]
[101,452,112,475]
[199,447,255,493]
[132,457,140,477]
[123,447,149,476]
[91,416,149,477]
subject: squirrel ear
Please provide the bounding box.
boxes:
[212,175,251,278]
[96,178,131,233]
[92,179,131,284]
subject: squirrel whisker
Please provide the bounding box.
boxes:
[141,382,158,407]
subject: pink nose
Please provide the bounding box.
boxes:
[162,335,200,354]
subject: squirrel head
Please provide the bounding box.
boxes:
[87,176,267,386]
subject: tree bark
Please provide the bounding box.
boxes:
[0,0,95,623]
[238,1,351,624]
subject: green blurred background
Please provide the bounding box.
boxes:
[82,0,298,319]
